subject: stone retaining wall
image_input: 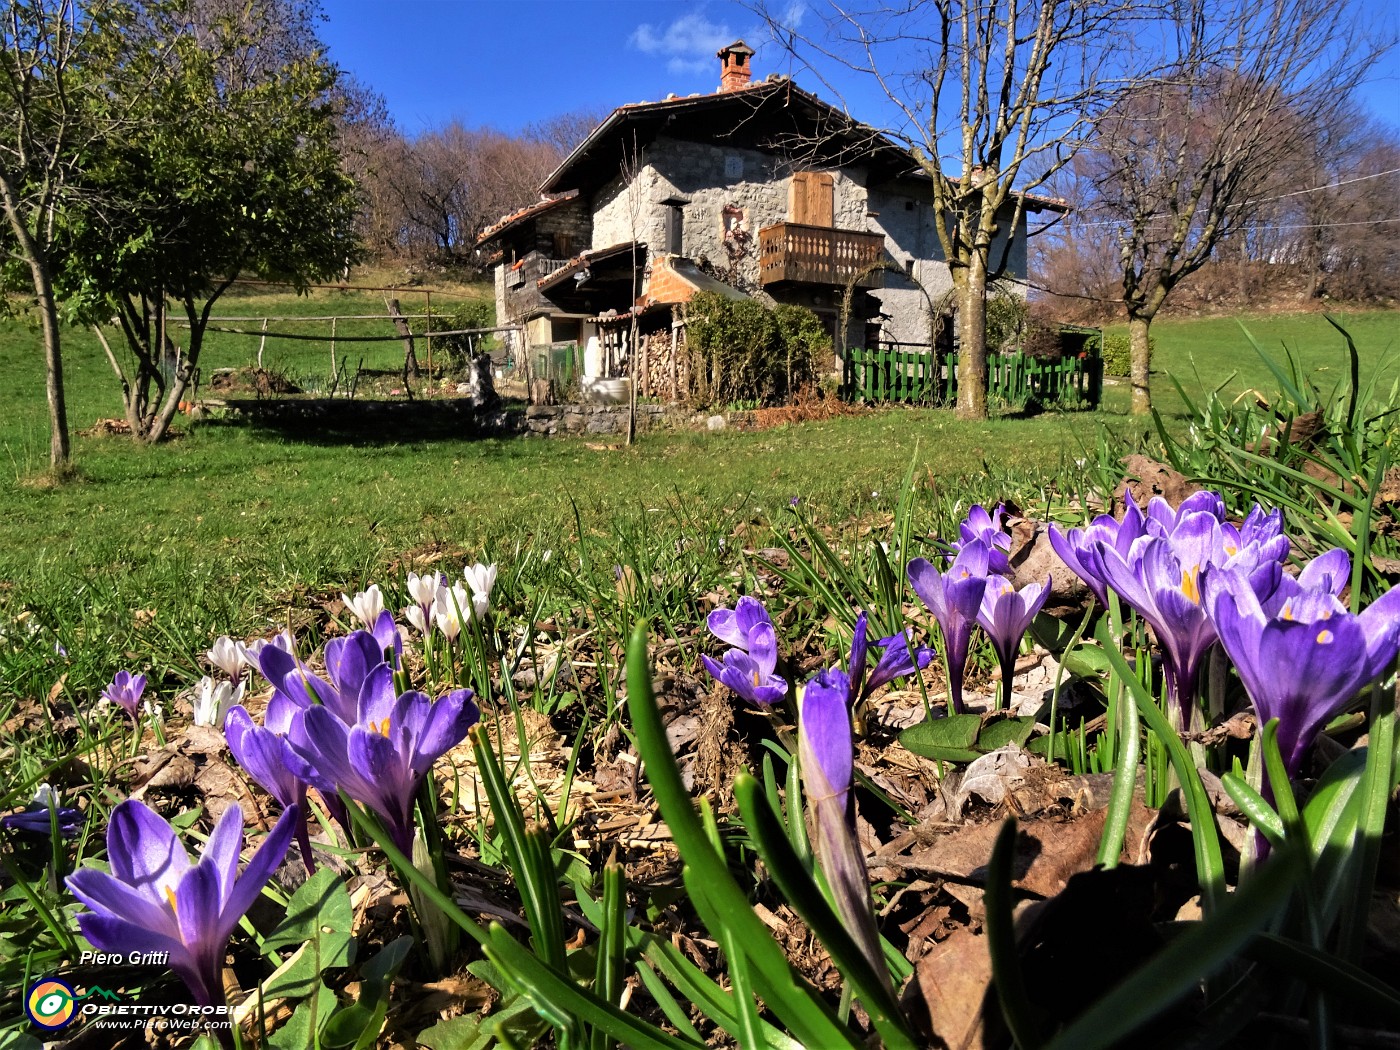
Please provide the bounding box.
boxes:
[211,397,753,439]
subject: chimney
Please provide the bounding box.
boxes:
[717,40,755,92]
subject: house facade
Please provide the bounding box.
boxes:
[478,42,1065,389]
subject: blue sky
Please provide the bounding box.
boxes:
[318,0,1400,138]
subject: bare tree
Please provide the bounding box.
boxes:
[1081,0,1385,414]
[763,0,1130,419]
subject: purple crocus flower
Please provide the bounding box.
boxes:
[1204,567,1400,781]
[1250,547,1351,614]
[978,574,1052,710]
[1048,498,1148,608]
[225,701,323,871]
[1086,499,1288,727]
[845,611,934,705]
[292,679,479,854]
[2,785,82,838]
[707,596,775,650]
[66,799,297,1006]
[702,621,788,705]
[102,671,147,721]
[954,504,1012,575]
[270,629,387,726]
[798,668,890,991]
[908,542,992,713]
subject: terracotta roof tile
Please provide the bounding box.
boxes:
[476,192,578,246]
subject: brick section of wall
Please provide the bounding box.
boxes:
[643,258,697,304]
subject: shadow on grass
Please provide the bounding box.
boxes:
[215,397,527,447]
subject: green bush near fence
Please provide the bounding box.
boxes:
[685,292,827,406]
[429,300,497,367]
[1101,331,1149,377]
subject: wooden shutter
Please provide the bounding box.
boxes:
[789,171,834,227]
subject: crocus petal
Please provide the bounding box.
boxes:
[67,867,181,939]
[107,800,191,901]
[76,912,185,965]
[864,630,934,696]
[213,805,297,948]
[707,596,773,649]
[356,663,399,729]
[798,669,853,813]
[226,708,308,811]
[369,610,402,667]
[1358,585,1400,679]
[401,689,479,775]
[1299,548,1351,596]
[746,622,780,680]
[200,804,245,905]
[846,613,870,704]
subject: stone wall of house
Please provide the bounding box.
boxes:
[585,137,1041,353]
[863,178,1035,346]
[592,136,870,291]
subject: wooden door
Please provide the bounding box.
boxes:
[789,171,834,227]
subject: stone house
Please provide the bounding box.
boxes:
[477,41,1066,394]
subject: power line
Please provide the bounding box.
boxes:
[1062,167,1400,229]
[1241,166,1400,206]
[1052,213,1400,233]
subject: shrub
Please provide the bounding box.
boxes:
[985,292,1028,352]
[1021,320,1063,361]
[1100,331,1150,377]
[429,300,497,367]
[685,293,828,406]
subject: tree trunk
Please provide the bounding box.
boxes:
[36,268,72,470]
[955,256,989,420]
[2,179,71,471]
[1128,313,1154,416]
[146,300,203,443]
[387,298,419,380]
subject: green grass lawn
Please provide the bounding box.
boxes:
[1101,308,1400,419]
[1,291,1396,707]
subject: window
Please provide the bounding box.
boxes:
[666,205,684,254]
[553,232,573,257]
[789,171,834,226]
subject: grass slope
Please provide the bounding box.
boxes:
[1102,309,1400,418]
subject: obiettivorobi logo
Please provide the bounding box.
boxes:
[26,977,77,1029]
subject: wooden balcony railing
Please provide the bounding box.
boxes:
[758,222,886,289]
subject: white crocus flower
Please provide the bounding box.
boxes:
[192,675,241,728]
[460,562,497,622]
[404,604,432,637]
[242,630,294,664]
[406,571,441,610]
[433,584,470,641]
[32,783,61,810]
[206,635,249,680]
[341,585,385,629]
[462,563,497,605]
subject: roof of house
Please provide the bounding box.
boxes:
[540,76,915,196]
[475,192,578,247]
[538,77,1069,215]
[535,241,642,293]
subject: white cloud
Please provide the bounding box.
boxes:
[779,2,806,31]
[629,12,736,74]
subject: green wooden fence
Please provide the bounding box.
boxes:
[842,330,1102,409]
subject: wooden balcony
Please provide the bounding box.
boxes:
[758,222,886,289]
